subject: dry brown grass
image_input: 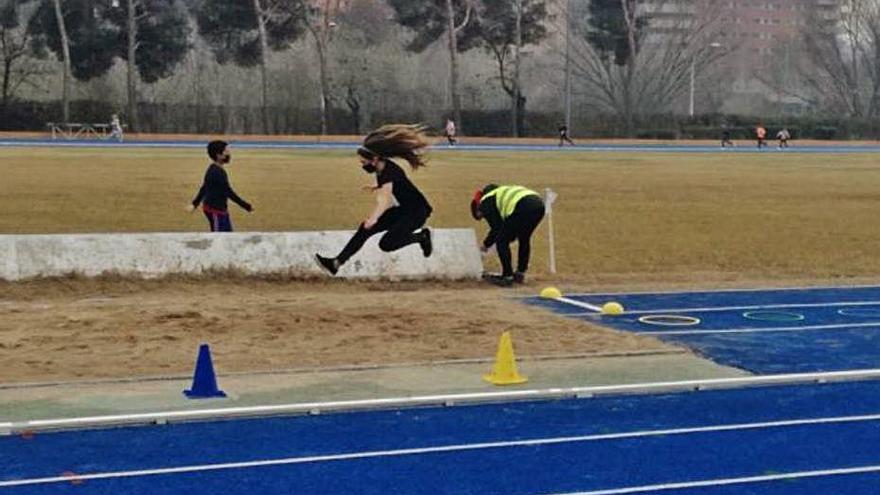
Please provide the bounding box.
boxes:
[2,146,880,283]
[4,146,880,381]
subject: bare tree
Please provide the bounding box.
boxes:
[195,0,306,133]
[567,0,730,134]
[512,0,521,136]
[98,0,191,133]
[328,0,393,134]
[300,0,341,135]
[125,0,139,131]
[445,0,472,133]
[463,0,549,137]
[794,0,880,117]
[387,0,476,131]
[252,0,271,131]
[0,0,46,111]
[49,0,69,121]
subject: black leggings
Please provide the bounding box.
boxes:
[336,207,429,265]
[495,196,545,276]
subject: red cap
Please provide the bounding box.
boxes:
[470,189,483,220]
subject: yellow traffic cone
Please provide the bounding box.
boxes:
[483,331,528,385]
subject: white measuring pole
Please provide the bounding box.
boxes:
[545,188,558,274]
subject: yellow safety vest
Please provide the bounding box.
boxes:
[481,185,539,219]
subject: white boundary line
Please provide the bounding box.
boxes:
[616,300,880,315]
[4,369,880,435]
[642,321,880,336]
[556,296,603,312]
[552,297,880,335]
[553,299,880,316]
[840,308,880,316]
[549,464,880,495]
[4,412,880,487]
[553,298,880,322]
[562,283,880,298]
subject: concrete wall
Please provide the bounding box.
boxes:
[0,229,483,281]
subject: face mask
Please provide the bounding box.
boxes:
[222,154,231,164]
[361,163,377,174]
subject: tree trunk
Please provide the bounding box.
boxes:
[511,0,522,137]
[126,0,139,132]
[345,85,360,134]
[516,95,526,137]
[445,0,462,133]
[315,0,339,136]
[620,0,637,137]
[623,65,634,137]
[52,0,71,122]
[252,0,269,133]
[194,56,202,132]
[1,59,11,109]
[563,0,571,131]
[316,38,329,135]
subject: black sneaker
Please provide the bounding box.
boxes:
[419,228,433,257]
[314,254,339,276]
[513,272,526,284]
[485,274,514,287]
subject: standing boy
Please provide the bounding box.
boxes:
[190,140,253,232]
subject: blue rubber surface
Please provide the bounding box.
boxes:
[2,138,880,153]
[526,286,880,374]
[4,380,880,494]
[564,285,880,311]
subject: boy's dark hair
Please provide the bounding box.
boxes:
[207,140,228,161]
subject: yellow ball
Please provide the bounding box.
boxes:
[540,287,562,299]
[602,302,625,315]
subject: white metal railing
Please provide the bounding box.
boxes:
[46,122,126,140]
[4,368,880,435]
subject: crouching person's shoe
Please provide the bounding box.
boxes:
[484,273,514,287]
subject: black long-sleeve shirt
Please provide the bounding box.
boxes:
[191,163,252,212]
[376,160,433,215]
[479,199,505,248]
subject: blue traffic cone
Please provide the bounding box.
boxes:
[183,344,227,399]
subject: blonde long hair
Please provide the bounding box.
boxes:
[357,124,430,170]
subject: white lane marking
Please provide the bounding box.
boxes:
[546,464,880,495]
[641,321,880,336]
[4,413,880,487]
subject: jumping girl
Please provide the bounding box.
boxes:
[315,125,434,275]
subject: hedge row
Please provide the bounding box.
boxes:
[3,100,879,140]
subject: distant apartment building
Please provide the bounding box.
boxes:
[718,1,841,58]
[639,0,842,113]
[641,0,840,57]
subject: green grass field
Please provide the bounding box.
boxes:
[2,146,879,283]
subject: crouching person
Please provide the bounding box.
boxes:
[471,184,545,287]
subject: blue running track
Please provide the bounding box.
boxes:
[2,137,880,153]
[4,380,880,494]
[527,285,880,374]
